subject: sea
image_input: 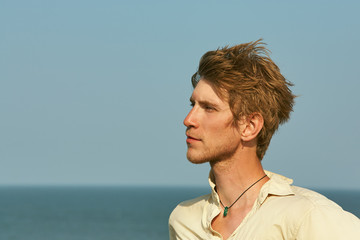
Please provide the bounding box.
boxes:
[0,186,359,240]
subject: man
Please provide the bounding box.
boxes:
[169,40,360,239]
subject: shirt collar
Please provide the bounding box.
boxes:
[258,170,294,204]
[208,170,295,206]
[208,170,220,206]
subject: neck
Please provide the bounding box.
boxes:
[210,151,268,208]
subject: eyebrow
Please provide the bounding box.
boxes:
[189,96,220,108]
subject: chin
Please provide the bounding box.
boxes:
[186,152,209,164]
[186,146,237,165]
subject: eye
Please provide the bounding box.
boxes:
[204,105,215,112]
[190,102,195,107]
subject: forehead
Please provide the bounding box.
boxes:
[191,79,228,106]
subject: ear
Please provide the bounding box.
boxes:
[240,113,264,142]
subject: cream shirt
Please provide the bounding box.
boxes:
[169,171,360,240]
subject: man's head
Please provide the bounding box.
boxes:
[190,40,295,160]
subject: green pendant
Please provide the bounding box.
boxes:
[223,207,229,217]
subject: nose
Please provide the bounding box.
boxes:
[183,107,198,128]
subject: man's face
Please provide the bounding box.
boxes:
[184,79,242,164]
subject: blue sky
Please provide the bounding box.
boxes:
[1,0,359,189]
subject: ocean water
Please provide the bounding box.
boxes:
[0,186,358,240]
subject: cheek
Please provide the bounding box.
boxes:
[206,124,239,142]
[207,116,235,133]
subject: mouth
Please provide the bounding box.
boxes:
[186,133,201,143]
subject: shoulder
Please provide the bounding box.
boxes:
[261,178,342,219]
[169,193,211,225]
[291,186,341,209]
[258,172,360,238]
[252,185,360,239]
[279,186,357,220]
[263,173,348,214]
[289,187,360,238]
[258,186,335,228]
[169,194,212,240]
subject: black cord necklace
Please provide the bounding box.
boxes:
[219,174,267,217]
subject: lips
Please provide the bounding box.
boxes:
[186,133,201,143]
[188,136,200,140]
